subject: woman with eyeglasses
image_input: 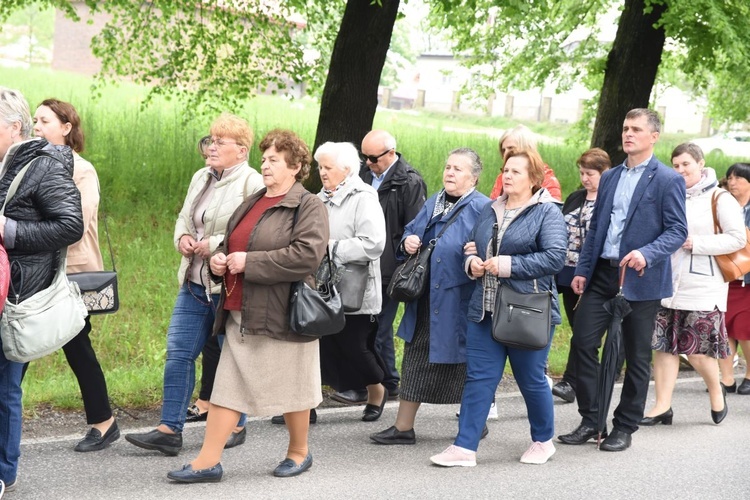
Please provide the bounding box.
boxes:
[125,113,263,456]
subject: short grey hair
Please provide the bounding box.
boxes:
[449,147,483,180]
[314,141,361,177]
[0,87,32,139]
[625,108,661,134]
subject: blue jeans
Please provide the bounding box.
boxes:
[0,339,23,484]
[161,282,245,432]
[455,317,555,451]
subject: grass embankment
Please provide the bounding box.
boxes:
[1,67,739,411]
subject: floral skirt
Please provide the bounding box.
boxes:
[651,307,730,359]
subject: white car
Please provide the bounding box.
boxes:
[691,132,750,159]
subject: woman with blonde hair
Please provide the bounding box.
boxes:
[126,114,263,455]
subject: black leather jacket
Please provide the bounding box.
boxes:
[0,139,84,303]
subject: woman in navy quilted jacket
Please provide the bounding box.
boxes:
[430,149,566,467]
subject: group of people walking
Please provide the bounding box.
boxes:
[1,85,749,493]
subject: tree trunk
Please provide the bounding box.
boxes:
[307,0,400,192]
[590,0,667,166]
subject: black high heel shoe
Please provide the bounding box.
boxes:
[639,408,673,426]
[711,385,728,424]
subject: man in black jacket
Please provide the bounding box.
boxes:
[331,129,427,404]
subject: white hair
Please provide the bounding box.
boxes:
[314,141,360,177]
[0,87,32,139]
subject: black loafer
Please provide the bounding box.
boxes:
[480,425,489,440]
[224,427,246,449]
[370,426,416,445]
[271,409,318,425]
[185,404,208,423]
[75,420,121,452]
[551,381,576,403]
[737,378,750,395]
[362,389,389,422]
[330,389,368,405]
[167,463,223,483]
[599,429,632,452]
[273,453,313,478]
[558,424,605,445]
[125,429,182,456]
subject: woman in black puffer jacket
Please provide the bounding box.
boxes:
[0,87,83,491]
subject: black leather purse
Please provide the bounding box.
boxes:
[387,204,467,303]
[287,196,345,337]
[489,223,551,350]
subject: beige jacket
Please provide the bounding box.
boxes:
[67,153,103,273]
[174,162,263,293]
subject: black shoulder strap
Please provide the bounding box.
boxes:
[434,203,469,240]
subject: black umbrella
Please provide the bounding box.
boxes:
[596,266,641,447]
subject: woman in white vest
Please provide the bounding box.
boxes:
[125,114,263,455]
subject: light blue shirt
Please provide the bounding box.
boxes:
[370,160,396,190]
[601,156,651,259]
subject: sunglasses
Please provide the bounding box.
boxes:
[362,149,392,163]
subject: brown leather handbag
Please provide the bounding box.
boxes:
[711,190,750,282]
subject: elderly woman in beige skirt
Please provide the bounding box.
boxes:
[167,129,329,483]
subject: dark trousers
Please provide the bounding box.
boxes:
[559,285,625,389]
[571,260,659,433]
[23,317,112,424]
[198,334,221,401]
[320,314,386,392]
[373,287,400,392]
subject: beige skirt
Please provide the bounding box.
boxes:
[211,310,323,417]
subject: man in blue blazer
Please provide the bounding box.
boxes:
[558,109,688,451]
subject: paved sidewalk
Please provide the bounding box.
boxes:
[15,377,750,500]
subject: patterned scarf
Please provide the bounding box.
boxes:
[323,178,348,199]
[431,187,474,219]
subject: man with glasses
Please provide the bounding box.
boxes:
[329,130,427,405]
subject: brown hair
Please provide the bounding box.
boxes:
[577,148,611,173]
[39,98,84,152]
[625,108,661,134]
[259,129,312,181]
[507,149,546,193]
[670,142,704,163]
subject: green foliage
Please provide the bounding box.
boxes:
[429,0,750,128]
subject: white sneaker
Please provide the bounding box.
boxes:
[545,375,554,389]
[487,402,498,420]
[430,445,477,467]
[456,401,498,421]
[520,439,556,464]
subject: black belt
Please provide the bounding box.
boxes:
[598,258,620,268]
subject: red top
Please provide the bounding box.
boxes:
[223,195,284,310]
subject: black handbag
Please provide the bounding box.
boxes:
[330,241,369,312]
[289,248,346,337]
[287,196,345,337]
[67,209,119,315]
[387,204,467,303]
[489,223,551,350]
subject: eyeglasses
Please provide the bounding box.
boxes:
[209,137,239,148]
[361,149,392,163]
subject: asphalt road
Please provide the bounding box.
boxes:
[14,376,750,500]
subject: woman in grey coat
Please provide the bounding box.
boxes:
[315,141,389,422]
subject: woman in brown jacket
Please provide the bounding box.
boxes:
[168,129,329,483]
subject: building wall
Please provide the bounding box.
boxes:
[51,2,107,75]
